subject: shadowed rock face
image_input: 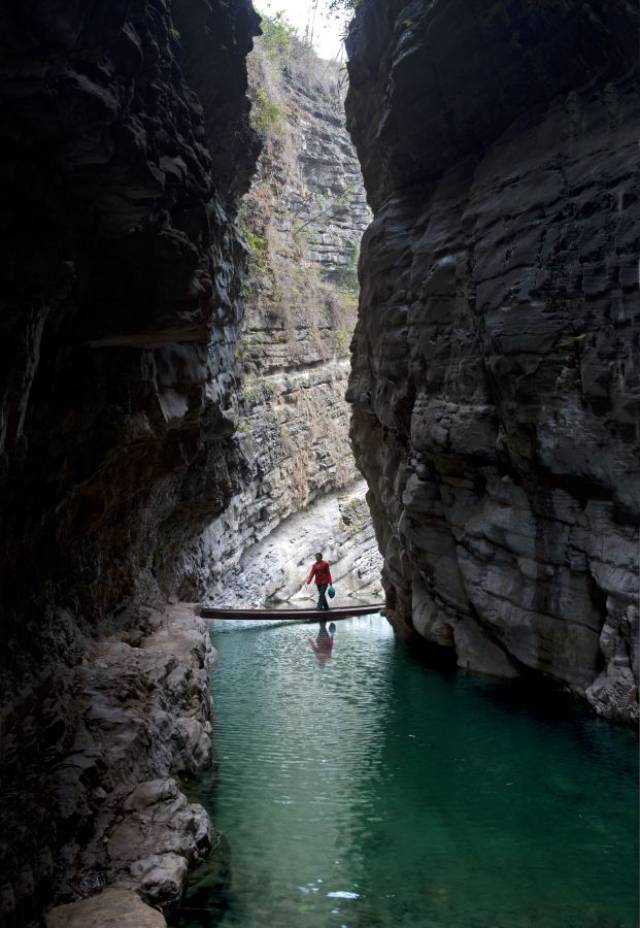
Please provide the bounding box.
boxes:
[0,0,258,920]
[346,0,639,723]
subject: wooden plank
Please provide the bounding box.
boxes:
[198,603,386,621]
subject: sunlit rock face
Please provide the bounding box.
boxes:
[205,480,383,608]
[346,0,639,723]
[181,31,374,601]
[0,0,258,921]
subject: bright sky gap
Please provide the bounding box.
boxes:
[253,0,348,61]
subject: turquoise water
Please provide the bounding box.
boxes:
[171,616,638,928]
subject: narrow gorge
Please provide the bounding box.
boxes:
[0,4,378,926]
[182,22,382,607]
[0,1,637,927]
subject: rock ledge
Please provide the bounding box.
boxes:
[45,887,165,928]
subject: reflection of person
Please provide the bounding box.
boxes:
[309,620,335,663]
[306,552,332,611]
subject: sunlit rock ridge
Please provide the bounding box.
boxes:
[346,0,639,723]
[181,26,381,605]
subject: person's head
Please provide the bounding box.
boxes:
[315,552,323,562]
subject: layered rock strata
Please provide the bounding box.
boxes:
[205,480,383,607]
[0,0,258,922]
[346,0,639,723]
[183,29,373,600]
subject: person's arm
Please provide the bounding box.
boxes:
[306,563,316,585]
[327,565,332,584]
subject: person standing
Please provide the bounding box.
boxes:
[306,552,332,611]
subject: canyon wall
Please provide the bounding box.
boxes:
[183,26,379,604]
[213,482,383,608]
[0,1,259,923]
[346,0,639,723]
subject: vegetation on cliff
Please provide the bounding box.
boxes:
[181,14,371,602]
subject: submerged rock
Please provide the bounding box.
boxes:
[346,0,639,723]
[167,833,232,928]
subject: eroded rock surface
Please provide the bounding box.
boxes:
[45,887,166,928]
[205,480,383,607]
[182,30,373,601]
[2,605,215,922]
[55,606,215,904]
[0,1,258,922]
[346,0,639,722]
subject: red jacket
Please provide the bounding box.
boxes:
[307,560,332,585]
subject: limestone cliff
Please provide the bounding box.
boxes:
[0,1,259,922]
[346,0,639,723]
[211,480,383,608]
[183,24,377,603]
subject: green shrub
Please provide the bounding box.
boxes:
[241,226,268,267]
[335,328,350,357]
[260,13,296,59]
[251,88,286,135]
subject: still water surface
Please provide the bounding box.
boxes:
[171,616,638,928]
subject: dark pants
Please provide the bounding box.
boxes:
[316,583,330,610]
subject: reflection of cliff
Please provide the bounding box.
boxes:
[346,0,639,723]
[183,24,374,600]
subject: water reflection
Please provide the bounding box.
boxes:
[171,616,638,928]
[308,620,336,664]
